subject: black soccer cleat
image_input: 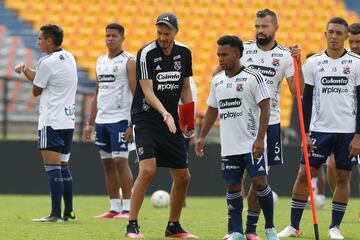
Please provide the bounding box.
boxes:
[63,211,77,221]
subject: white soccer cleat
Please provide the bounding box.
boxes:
[328,227,344,239]
[277,225,301,238]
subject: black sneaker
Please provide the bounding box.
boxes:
[63,211,77,221]
[125,222,144,238]
[165,222,199,238]
[32,215,63,222]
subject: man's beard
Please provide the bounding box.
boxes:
[256,34,273,46]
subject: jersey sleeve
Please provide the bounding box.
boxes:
[355,59,360,86]
[284,53,295,78]
[183,49,193,78]
[251,73,271,104]
[33,61,52,88]
[206,76,218,108]
[136,48,153,80]
[302,58,315,86]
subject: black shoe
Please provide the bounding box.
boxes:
[125,222,144,238]
[63,211,77,221]
[165,222,198,238]
[32,215,63,222]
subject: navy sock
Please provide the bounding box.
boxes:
[256,185,274,229]
[61,164,73,215]
[227,214,233,234]
[227,191,243,234]
[45,164,63,217]
[330,201,347,228]
[246,210,260,234]
[290,198,307,230]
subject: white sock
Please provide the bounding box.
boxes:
[110,199,121,212]
[311,177,318,191]
[122,199,130,212]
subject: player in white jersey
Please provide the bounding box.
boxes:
[278,18,360,239]
[196,35,279,240]
[14,24,77,222]
[325,22,360,223]
[83,23,135,219]
[212,9,303,240]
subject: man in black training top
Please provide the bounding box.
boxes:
[125,13,198,239]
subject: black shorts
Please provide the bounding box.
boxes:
[134,125,188,168]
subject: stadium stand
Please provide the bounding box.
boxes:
[1,0,359,128]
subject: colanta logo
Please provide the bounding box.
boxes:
[320,76,348,85]
[218,98,242,109]
[98,75,116,82]
[248,65,276,77]
[156,71,181,82]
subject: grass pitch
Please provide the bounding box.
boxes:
[0,195,359,240]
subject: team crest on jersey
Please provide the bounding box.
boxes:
[113,66,119,73]
[343,66,350,74]
[272,58,280,67]
[236,83,244,92]
[174,61,181,70]
[137,147,144,156]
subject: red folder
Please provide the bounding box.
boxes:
[178,101,195,131]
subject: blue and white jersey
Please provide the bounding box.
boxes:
[33,49,78,130]
[95,51,134,124]
[241,41,294,125]
[207,67,270,156]
[303,50,360,133]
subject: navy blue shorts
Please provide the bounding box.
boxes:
[266,123,283,166]
[38,126,73,162]
[300,131,359,170]
[95,120,129,158]
[221,153,268,185]
[134,125,187,169]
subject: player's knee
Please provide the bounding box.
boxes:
[250,176,267,190]
[335,172,350,187]
[138,166,156,181]
[175,171,191,185]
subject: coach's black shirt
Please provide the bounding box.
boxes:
[131,40,193,127]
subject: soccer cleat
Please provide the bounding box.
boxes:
[246,233,261,240]
[223,233,231,240]
[328,226,344,240]
[165,222,199,239]
[94,211,119,218]
[125,222,144,239]
[228,232,246,240]
[277,225,301,238]
[114,211,130,219]
[32,215,63,222]
[63,211,77,221]
[265,228,279,240]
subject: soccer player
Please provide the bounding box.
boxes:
[278,17,360,239]
[83,23,135,219]
[125,13,198,239]
[326,22,360,223]
[196,35,279,240]
[14,24,77,222]
[215,9,303,240]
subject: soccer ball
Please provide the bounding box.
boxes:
[151,190,170,208]
[272,191,278,207]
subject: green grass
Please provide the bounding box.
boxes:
[0,195,359,240]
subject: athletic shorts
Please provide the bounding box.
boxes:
[95,120,129,159]
[134,125,187,168]
[38,126,73,162]
[300,131,359,171]
[221,153,268,185]
[266,123,283,166]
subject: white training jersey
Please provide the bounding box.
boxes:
[207,67,270,156]
[241,41,294,125]
[33,49,78,130]
[304,50,360,133]
[95,51,134,124]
